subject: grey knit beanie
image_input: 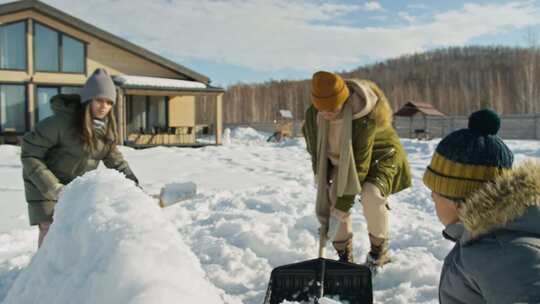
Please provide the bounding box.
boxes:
[80,68,117,104]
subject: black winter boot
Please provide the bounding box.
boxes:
[364,234,391,276]
[333,239,354,263]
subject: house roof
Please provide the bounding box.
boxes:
[0,0,211,84]
[279,110,293,119]
[394,101,445,117]
[113,75,224,93]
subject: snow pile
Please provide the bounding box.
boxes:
[1,133,539,304]
[230,127,271,143]
[2,169,224,304]
[222,128,232,145]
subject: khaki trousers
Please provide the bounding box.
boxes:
[328,167,389,249]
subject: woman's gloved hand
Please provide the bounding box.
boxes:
[47,183,65,201]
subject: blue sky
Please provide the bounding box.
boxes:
[4,0,540,87]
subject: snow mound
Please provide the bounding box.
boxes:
[3,169,224,304]
[230,127,271,142]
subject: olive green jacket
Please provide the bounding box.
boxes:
[303,99,411,211]
[21,94,138,225]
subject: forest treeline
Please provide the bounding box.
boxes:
[196,46,540,124]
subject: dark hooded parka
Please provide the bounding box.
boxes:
[21,94,138,225]
[439,163,540,304]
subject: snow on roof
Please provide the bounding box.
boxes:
[113,75,207,90]
[279,110,293,119]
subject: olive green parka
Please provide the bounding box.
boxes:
[302,79,411,211]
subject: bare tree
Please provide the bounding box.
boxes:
[197,46,540,123]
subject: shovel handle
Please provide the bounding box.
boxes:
[319,230,326,258]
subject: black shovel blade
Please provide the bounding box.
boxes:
[263,258,372,304]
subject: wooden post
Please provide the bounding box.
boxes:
[27,19,35,130]
[215,93,223,145]
[116,89,125,145]
[27,19,34,75]
[409,116,413,138]
[27,83,35,130]
[534,113,540,139]
[423,114,428,139]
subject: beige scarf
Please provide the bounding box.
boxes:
[315,100,362,227]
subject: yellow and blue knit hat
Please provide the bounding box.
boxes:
[423,109,513,200]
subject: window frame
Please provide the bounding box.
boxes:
[33,20,87,75]
[0,19,28,72]
[0,82,28,135]
[34,84,82,123]
[126,95,169,134]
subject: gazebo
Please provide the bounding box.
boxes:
[394,101,445,139]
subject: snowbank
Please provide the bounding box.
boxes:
[1,133,539,304]
[230,127,271,143]
[3,169,224,304]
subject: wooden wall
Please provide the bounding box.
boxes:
[169,96,195,127]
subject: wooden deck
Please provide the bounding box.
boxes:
[127,134,194,145]
[124,142,215,149]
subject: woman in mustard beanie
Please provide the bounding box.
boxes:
[423,109,540,303]
[302,71,411,273]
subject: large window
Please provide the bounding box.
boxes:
[0,84,26,133]
[0,21,27,70]
[126,95,147,134]
[62,35,84,73]
[148,96,167,131]
[34,23,58,71]
[34,22,85,73]
[126,95,168,134]
[36,86,81,122]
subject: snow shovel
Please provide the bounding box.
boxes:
[150,182,197,208]
[263,231,373,304]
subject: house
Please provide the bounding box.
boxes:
[0,0,224,146]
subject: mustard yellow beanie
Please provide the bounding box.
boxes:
[311,71,350,112]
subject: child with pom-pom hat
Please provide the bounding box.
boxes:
[423,109,540,303]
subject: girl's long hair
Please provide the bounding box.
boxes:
[75,101,118,153]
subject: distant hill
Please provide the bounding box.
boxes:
[197,46,540,124]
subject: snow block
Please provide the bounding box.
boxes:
[3,169,223,304]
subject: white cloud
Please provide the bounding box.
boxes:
[398,11,416,23]
[364,1,383,11]
[14,0,540,73]
[407,3,429,10]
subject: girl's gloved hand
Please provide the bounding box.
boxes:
[48,183,65,201]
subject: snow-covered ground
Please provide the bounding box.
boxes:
[0,128,538,304]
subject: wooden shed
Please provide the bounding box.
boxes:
[394,101,445,139]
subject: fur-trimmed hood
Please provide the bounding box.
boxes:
[459,161,540,241]
[345,79,393,128]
